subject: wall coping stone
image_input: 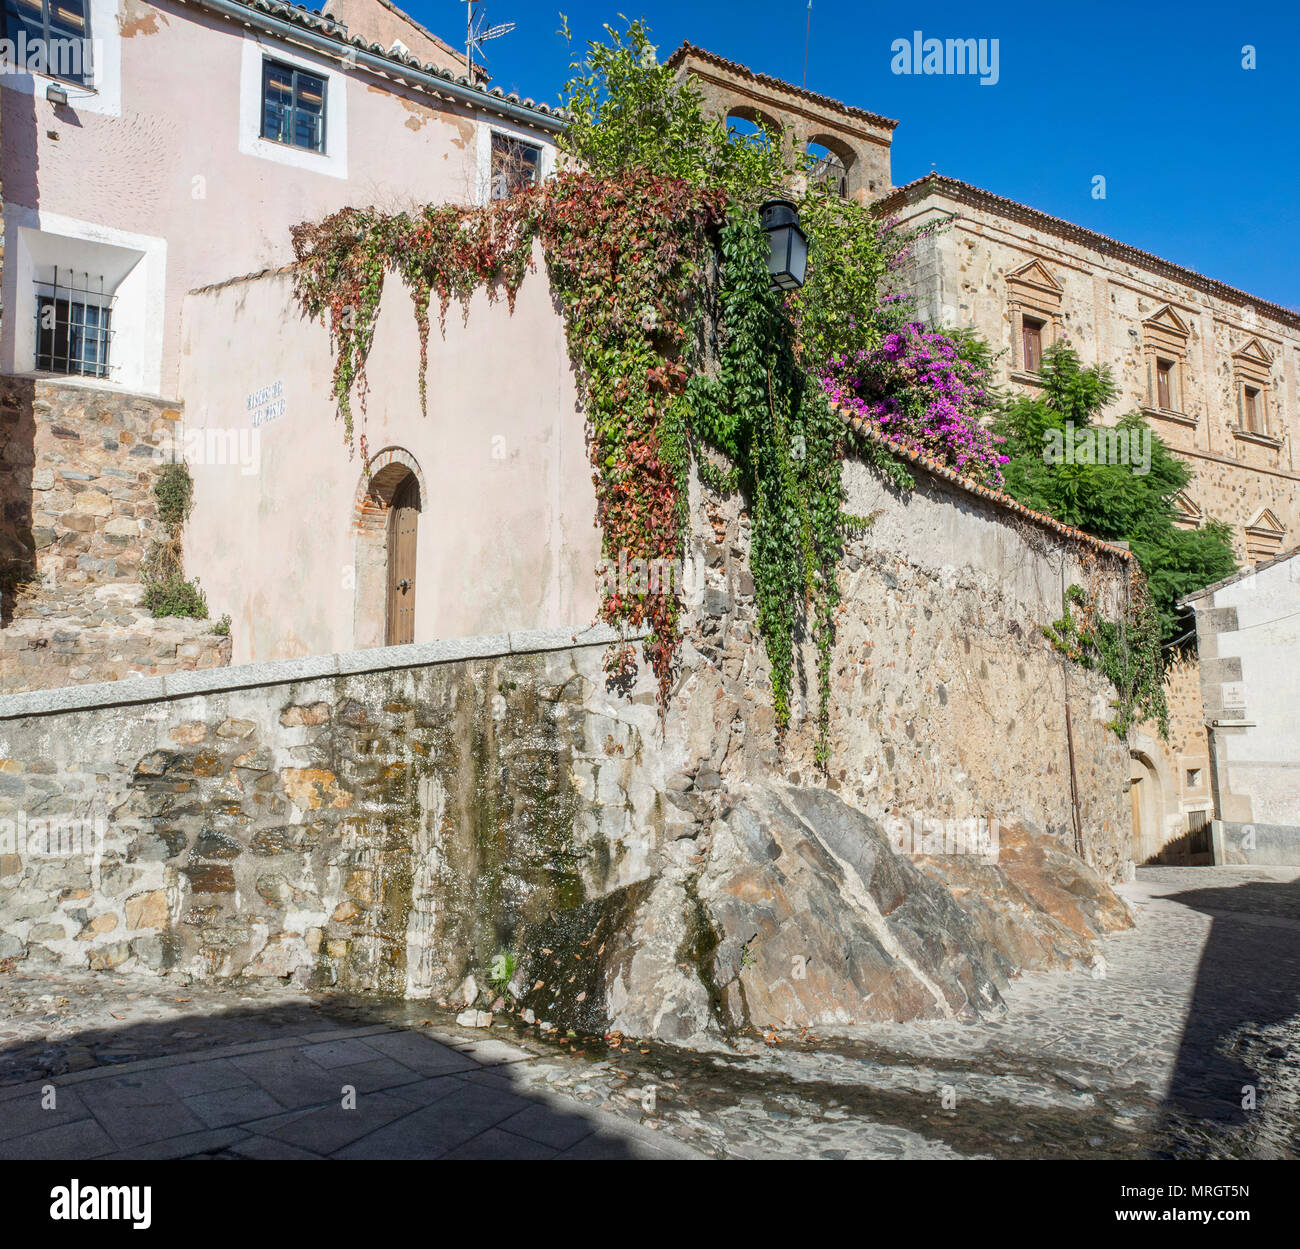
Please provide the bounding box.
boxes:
[0,624,632,720]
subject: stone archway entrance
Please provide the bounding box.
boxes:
[351,448,427,650]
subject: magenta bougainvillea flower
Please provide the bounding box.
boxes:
[820,322,1008,488]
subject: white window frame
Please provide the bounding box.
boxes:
[238,36,348,179]
[0,0,121,117]
[1,204,166,395]
[475,116,555,206]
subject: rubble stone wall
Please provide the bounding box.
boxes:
[0,451,1135,1042]
[0,376,230,691]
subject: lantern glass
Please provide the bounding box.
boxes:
[760,198,808,290]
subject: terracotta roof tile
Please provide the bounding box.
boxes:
[666,42,898,132]
[834,402,1134,562]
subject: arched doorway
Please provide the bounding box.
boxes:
[351,448,427,650]
[1129,751,1163,864]
[385,473,419,644]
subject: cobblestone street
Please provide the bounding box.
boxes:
[1,866,1297,1160]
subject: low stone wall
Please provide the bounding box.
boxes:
[0,376,230,691]
[0,611,231,693]
[0,625,672,989]
[0,442,1138,1044]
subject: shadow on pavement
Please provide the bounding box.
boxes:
[1157,875,1300,1157]
[0,993,679,1160]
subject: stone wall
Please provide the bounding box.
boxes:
[688,443,1134,882]
[0,376,230,691]
[0,445,1136,1043]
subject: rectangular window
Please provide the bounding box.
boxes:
[261,58,326,153]
[1243,386,1262,433]
[1,0,93,84]
[34,269,113,378]
[1021,317,1044,373]
[1156,358,1173,410]
[490,132,541,200]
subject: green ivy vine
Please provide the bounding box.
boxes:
[1043,570,1169,739]
[289,19,916,764]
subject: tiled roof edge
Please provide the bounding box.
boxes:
[835,402,1134,562]
[182,0,562,125]
[879,174,1300,332]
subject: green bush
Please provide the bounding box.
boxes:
[142,575,208,620]
[154,461,195,532]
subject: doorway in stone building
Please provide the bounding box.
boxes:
[1130,752,1163,863]
[385,473,419,645]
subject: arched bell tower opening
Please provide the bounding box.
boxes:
[351,447,427,649]
[668,43,896,203]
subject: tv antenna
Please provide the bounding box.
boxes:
[802,1,812,87]
[464,1,515,78]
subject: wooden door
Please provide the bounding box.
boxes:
[385,474,419,645]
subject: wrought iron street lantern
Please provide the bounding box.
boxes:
[760,198,808,291]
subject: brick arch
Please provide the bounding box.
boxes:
[351,446,427,648]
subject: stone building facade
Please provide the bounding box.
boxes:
[880,175,1300,569]
[879,174,1300,861]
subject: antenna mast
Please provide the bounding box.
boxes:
[802,1,812,87]
[464,0,516,81]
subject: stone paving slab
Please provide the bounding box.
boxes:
[3,865,1296,1159]
[0,979,699,1159]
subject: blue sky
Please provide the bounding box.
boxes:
[410,2,1298,308]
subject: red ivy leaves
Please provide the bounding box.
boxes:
[291,168,726,711]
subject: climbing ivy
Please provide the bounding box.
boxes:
[538,169,728,705]
[686,210,850,757]
[289,19,926,762]
[290,196,539,456]
[1043,572,1169,739]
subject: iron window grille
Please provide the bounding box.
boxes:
[34,267,114,379]
[261,58,327,153]
[1,0,93,86]
[490,132,540,200]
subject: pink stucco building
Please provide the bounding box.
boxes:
[0,0,595,674]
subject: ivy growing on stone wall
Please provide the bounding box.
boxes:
[1043,571,1168,739]
[287,20,955,762]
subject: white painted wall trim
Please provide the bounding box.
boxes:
[0,0,123,117]
[238,34,349,180]
[1,203,167,395]
[474,113,558,206]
